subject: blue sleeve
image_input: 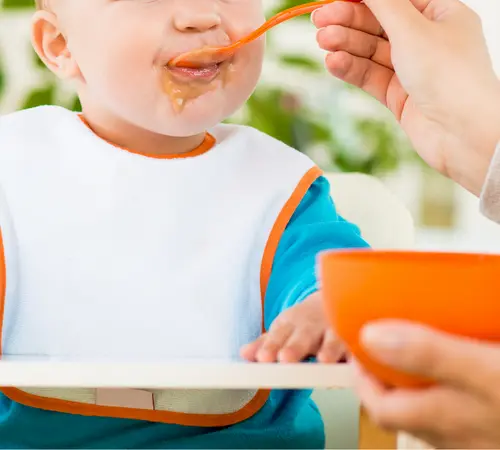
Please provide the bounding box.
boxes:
[263,175,370,330]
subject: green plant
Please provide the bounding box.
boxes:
[232,0,412,173]
[0,0,412,174]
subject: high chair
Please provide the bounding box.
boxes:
[0,173,427,449]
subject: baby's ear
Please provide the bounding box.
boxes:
[31,10,79,80]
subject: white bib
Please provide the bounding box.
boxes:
[0,106,321,426]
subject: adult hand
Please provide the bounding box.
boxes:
[353,320,500,448]
[312,0,500,196]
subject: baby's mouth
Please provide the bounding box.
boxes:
[166,61,223,83]
[159,54,234,113]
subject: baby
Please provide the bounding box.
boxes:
[0,0,369,448]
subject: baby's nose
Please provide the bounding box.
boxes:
[173,10,222,32]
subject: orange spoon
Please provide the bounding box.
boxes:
[169,0,361,69]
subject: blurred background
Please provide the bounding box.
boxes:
[1,0,500,252]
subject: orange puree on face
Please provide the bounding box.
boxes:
[161,63,236,113]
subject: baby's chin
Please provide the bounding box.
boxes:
[153,58,257,135]
[150,108,230,138]
[152,94,242,137]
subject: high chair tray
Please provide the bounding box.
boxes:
[0,359,353,389]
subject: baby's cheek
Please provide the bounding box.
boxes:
[70,37,122,88]
[235,38,264,85]
[99,51,153,103]
[224,0,265,40]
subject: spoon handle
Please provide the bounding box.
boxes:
[169,0,362,67]
[227,0,356,51]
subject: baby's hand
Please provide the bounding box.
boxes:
[241,292,345,363]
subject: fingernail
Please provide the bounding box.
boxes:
[257,349,275,363]
[278,349,296,363]
[361,325,406,353]
[311,9,318,25]
[277,351,288,363]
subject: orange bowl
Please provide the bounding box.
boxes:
[319,249,500,388]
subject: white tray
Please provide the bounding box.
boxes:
[0,360,354,389]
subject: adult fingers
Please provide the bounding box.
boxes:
[317,25,392,69]
[355,367,483,442]
[361,0,429,37]
[312,1,385,37]
[325,51,392,106]
[361,321,500,393]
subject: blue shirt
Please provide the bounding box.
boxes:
[0,176,369,448]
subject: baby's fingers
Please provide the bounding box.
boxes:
[317,329,346,363]
[240,338,263,362]
[278,326,324,363]
[241,321,293,362]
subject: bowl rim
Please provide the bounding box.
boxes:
[318,248,500,264]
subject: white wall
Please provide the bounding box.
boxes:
[463,0,500,75]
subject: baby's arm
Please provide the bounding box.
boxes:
[241,176,369,363]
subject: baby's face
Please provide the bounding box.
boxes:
[47,0,265,136]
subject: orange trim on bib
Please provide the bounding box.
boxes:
[78,115,216,160]
[0,166,321,427]
[0,387,270,427]
[260,166,323,304]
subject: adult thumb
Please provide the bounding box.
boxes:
[361,0,429,38]
[361,320,500,393]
